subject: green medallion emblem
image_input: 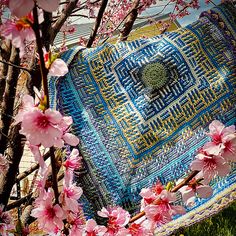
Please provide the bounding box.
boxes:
[141,62,168,90]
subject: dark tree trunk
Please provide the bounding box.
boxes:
[0,47,20,154]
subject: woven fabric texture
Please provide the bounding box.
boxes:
[49,3,236,235]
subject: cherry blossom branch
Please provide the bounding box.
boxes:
[171,170,199,192]
[7,171,65,211]
[32,5,61,205]
[129,170,199,223]
[71,0,102,14]
[51,0,80,43]
[50,147,60,204]
[6,193,33,211]
[118,0,140,41]
[100,2,145,45]
[32,6,49,108]
[15,151,51,183]
[41,12,53,51]
[86,0,109,48]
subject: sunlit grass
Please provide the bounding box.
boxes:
[174,201,236,236]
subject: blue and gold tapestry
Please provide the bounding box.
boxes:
[49,3,236,235]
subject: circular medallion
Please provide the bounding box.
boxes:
[141,62,168,90]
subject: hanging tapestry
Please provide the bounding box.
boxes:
[49,3,236,235]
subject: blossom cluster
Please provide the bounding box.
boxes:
[179,120,236,206]
[31,149,84,235]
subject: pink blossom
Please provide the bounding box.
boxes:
[14,88,45,125]
[158,190,186,216]
[220,136,236,162]
[63,149,82,185]
[0,154,9,175]
[204,120,236,156]
[9,0,60,18]
[19,109,63,148]
[54,116,79,148]
[85,219,107,236]
[144,204,172,226]
[67,211,86,236]
[31,189,65,233]
[15,94,78,148]
[128,223,153,236]
[64,170,74,188]
[140,181,164,209]
[44,50,69,77]
[14,94,35,124]
[63,148,82,171]
[98,206,130,235]
[113,227,131,236]
[191,152,231,184]
[178,178,213,206]
[141,187,185,227]
[140,188,157,209]
[59,183,83,212]
[0,205,14,236]
[0,17,35,57]
[48,58,69,77]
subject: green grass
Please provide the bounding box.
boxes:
[174,201,236,236]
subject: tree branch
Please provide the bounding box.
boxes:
[32,6,49,108]
[0,40,11,102]
[0,46,20,154]
[50,147,60,204]
[7,171,65,211]
[6,193,33,211]
[51,0,80,44]
[41,11,53,51]
[86,0,108,48]
[119,0,140,41]
[0,123,26,207]
[0,59,32,74]
[15,151,51,183]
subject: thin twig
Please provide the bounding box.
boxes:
[16,151,51,183]
[86,0,108,48]
[6,193,33,211]
[32,5,49,108]
[52,0,80,43]
[50,147,60,204]
[0,59,32,73]
[7,171,65,211]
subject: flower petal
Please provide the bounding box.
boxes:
[208,120,224,135]
[217,163,231,177]
[196,185,213,198]
[190,159,203,171]
[48,58,68,76]
[9,0,34,18]
[86,219,97,232]
[63,133,79,146]
[202,142,222,156]
[38,0,60,12]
